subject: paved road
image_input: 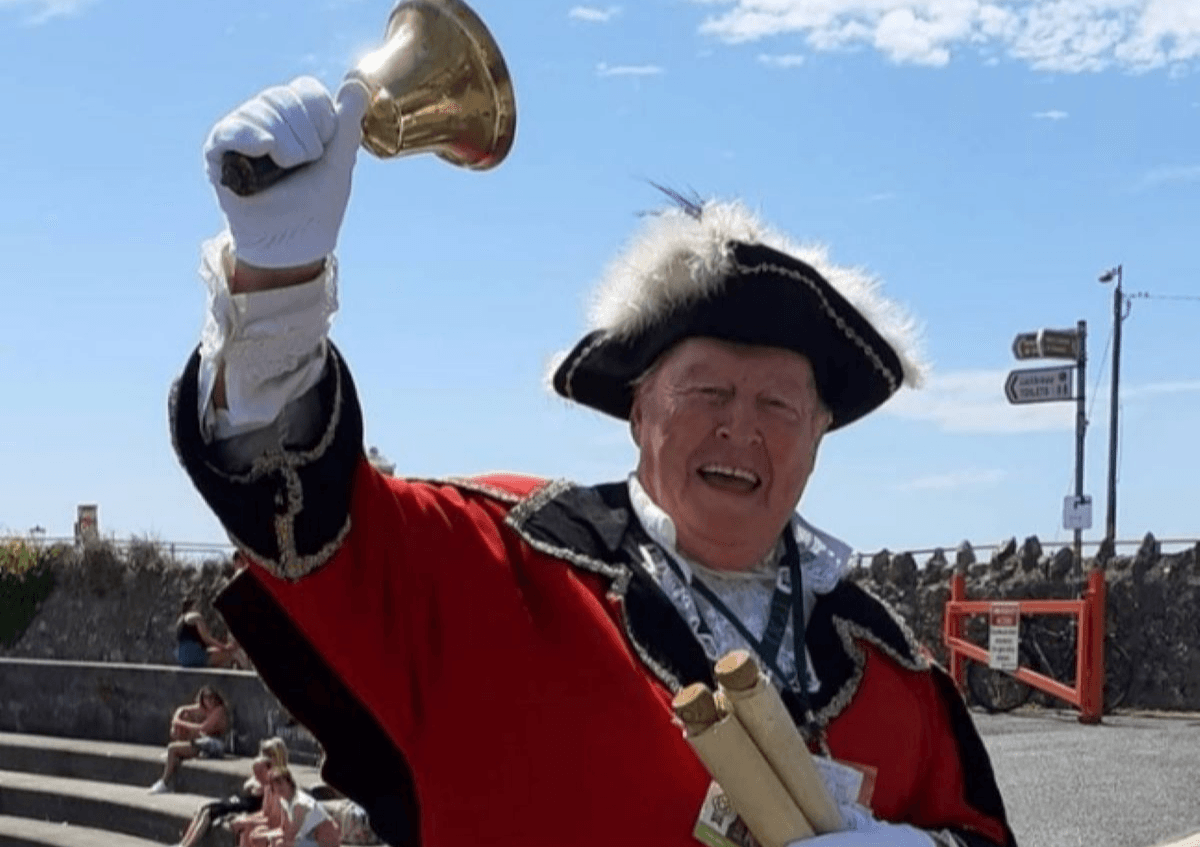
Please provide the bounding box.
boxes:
[974,709,1200,847]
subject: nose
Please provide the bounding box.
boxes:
[715,397,763,445]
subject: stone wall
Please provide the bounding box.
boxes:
[0,542,319,759]
[0,541,236,665]
[5,534,1200,711]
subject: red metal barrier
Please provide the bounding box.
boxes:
[943,569,1107,724]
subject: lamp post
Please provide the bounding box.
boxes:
[1098,265,1124,550]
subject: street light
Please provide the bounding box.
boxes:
[1098,265,1123,552]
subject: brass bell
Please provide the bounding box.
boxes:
[221,0,516,196]
[354,0,516,169]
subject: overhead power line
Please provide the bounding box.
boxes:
[1130,291,1200,302]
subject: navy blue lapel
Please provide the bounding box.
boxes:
[506,480,714,692]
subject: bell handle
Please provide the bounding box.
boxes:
[219,151,308,198]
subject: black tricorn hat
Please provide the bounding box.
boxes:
[551,199,925,431]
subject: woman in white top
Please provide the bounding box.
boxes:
[259,767,340,847]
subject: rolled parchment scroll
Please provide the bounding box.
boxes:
[715,650,843,835]
[673,683,815,847]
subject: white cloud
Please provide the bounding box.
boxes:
[0,0,93,24]
[1033,109,1070,119]
[689,0,1200,73]
[873,5,972,66]
[1123,379,1200,398]
[758,52,807,67]
[570,5,622,24]
[897,468,1009,492]
[596,62,664,77]
[1135,164,1200,189]
[884,369,1075,433]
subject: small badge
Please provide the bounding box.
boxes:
[693,781,762,847]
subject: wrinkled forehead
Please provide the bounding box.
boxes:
[651,337,820,393]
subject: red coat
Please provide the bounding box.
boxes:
[172,348,1014,847]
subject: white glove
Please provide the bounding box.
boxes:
[786,806,936,846]
[203,76,370,269]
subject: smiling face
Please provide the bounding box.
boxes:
[631,337,831,572]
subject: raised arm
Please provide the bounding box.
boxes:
[197,76,367,439]
[170,78,372,577]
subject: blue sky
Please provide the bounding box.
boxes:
[1,0,1197,558]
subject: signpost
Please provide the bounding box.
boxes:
[1036,329,1081,360]
[1004,366,1075,404]
[1012,328,1080,361]
[1008,322,1089,572]
[1012,332,1040,360]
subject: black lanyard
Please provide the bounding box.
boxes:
[664,530,809,699]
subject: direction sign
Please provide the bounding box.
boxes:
[1012,332,1040,360]
[1037,328,1081,360]
[1012,328,1081,361]
[1005,366,1075,404]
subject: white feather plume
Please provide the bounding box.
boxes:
[586,198,928,387]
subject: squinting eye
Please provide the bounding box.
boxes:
[763,397,806,420]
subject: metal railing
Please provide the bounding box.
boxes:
[2,535,236,563]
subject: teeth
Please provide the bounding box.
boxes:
[700,464,760,484]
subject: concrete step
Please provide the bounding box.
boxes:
[0,735,327,847]
[0,814,168,847]
[0,734,319,798]
[0,769,202,844]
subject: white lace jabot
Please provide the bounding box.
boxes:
[625,475,854,692]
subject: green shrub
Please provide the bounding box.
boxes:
[0,540,57,647]
[0,538,38,576]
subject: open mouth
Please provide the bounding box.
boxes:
[697,464,762,493]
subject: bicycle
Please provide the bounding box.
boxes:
[966,614,1134,714]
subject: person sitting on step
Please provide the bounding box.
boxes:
[176,597,249,668]
[149,684,230,793]
[249,766,341,847]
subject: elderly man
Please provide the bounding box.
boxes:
[170,78,1015,847]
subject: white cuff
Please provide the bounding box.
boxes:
[197,232,338,441]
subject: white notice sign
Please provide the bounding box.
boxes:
[988,603,1021,671]
[1063,495,1093,530]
